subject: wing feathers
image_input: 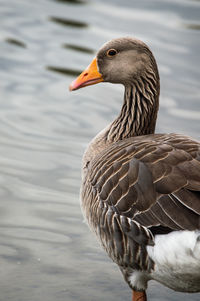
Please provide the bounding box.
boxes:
[173,189,200,215]
[88,134,200,230]
[158,194,200,230]
[83,134,200,269]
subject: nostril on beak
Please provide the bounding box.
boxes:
[83,72,88,77]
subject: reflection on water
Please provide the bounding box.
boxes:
[0,0,200,301]
[5,38,27,48]
[183,23,200,30]
[46,66,82,76]
[49,16,88,27]
[54,0,87,4]
[63,43,95,54]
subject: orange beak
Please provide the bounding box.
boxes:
[69,57,103,91]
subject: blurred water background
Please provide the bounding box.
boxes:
[0,0,200,300]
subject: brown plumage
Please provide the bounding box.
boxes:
[69,37,200,300]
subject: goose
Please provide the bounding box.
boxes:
[69,37,200,301]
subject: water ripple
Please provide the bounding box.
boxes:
[0,225,71,244]
[182,23,200,30]
[62,43,95,54]
[0,242,31,263]
[5,38,27,48]
[54,0,87,4]
[46,66,82,76]
[49,16,88,28]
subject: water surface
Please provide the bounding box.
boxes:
[0,0,200,300]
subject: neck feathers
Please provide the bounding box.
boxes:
[106,70,159,141]
[83,65,160,167]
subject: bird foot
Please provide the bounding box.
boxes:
[132,290,147,301]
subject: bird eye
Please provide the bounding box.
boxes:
[107,49,117,57]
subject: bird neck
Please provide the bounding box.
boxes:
[106,75,160,141]
[82,72,159,170]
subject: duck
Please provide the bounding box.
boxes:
[69,37,200,301]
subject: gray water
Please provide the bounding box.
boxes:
[0,0,200,300]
